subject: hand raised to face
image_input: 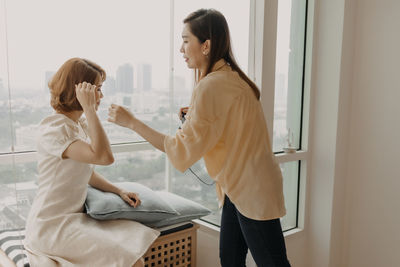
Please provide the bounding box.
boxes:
[75,82,97,111]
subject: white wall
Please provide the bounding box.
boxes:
[307,0,347,266]
[341,0,400,266]
[305,0,400,266]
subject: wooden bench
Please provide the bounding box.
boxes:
[0,222,199,267]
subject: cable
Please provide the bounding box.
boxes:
[180,112,215,186]
[188,166,215,186]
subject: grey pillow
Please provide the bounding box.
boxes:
[149,191,212,228]
[85,182,179,224]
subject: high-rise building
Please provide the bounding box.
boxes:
[138,63,152,91]
[116,64,134,93]
[103,76,116,95]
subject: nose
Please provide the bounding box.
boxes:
[180,43,184,53]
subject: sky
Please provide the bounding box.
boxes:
[0,0,253,91]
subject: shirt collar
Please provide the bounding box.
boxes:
[211,59,227,72]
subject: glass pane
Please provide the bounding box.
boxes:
[0,159,38,230]
[273,0,307,152]
[0,2,13,153]
[0,150,166,231]
[4,0,170,150]
[171,159,220,226]
[280,161,299,231]
[95,150,166,191]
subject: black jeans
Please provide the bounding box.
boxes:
[219,196,291,267]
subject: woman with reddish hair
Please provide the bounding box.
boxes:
[25,58,158,267]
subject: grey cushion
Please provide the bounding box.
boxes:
[149,191,211,228]
[85,182,179,224]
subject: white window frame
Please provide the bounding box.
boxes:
[249,0,312,232]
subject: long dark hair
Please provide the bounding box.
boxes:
[184,9,260,100]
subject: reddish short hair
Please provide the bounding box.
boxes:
[49,58,106,112]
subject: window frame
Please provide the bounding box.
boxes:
[249,0,311,232]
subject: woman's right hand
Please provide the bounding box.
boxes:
[75,82,96,111]
[108,104,137,129]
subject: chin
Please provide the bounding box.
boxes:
[186,63,195,69]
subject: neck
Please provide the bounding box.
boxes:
[58,110,83,123]
[198,67,208,81]
[198,58,210,80]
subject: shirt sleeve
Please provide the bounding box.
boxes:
[38,117,81,159]
[164,77,234,172]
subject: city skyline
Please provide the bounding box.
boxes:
[0,65,290,154]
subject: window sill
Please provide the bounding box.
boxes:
[193,219,220,235]
[283,227,304,238]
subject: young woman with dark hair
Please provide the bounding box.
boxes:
[108,9,291,267]
[25,58,158,267]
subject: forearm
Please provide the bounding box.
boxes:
[84,108,113,161]
[130,119,166,152]
[89,171,121,195]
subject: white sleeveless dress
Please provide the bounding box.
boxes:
[24,113,159,267]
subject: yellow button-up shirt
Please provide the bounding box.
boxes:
[164,59,286,220]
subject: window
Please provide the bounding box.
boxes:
[3,0,171,150]
[273,0,307,153]
[270,0,309,230]
[0,1,12,154]
[95,150,166,190]
[253,0,311,230]
[0,0,309,232]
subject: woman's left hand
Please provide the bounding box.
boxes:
[119,190,141,208]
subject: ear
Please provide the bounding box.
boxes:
[202,40,211,56]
